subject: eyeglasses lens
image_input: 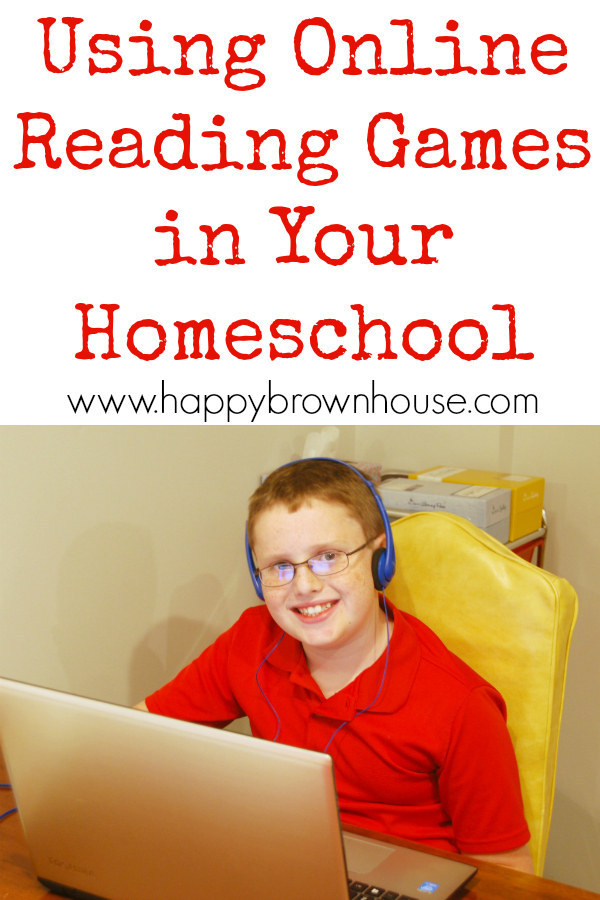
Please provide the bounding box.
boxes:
[308,552,346,576]
[271,564,294,585]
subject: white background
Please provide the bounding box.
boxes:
[2,1,597,424]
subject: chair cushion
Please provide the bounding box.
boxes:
[385,511,577,874]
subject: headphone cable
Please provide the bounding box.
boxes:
[255,591,391,752]
[323,589,390,754]
[255,630,286,741]
[0,783,17,823]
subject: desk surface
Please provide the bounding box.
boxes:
[2,753,598,900]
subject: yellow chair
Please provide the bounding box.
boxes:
[385,511,578,876]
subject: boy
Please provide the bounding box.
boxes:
[137,459,533,873]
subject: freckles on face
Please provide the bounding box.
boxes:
[252,500,382,651]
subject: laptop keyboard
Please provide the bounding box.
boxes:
[348,881,417,900]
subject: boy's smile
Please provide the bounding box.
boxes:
[252,499,387,657]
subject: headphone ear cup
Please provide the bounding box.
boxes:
[253,572,265,601]
[245,527,265,601]
[371,547,385,591]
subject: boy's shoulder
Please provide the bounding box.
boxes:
[231,603,283,645]
[238,603,277,626]
[401,609,496,696]
[222,604,302,673]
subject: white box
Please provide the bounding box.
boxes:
[380,479,511,544]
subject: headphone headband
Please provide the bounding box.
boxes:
[245,457,396,600]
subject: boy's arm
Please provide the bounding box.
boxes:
[130,614,249,724]
[469,843,534,874]
[438,686,531,862]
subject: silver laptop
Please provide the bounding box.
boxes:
[0,677,476,900]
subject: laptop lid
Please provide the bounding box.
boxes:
[0,677,476,900]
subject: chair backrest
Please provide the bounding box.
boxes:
[385,512,578,876]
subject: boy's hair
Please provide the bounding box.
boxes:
[247,459,385,547]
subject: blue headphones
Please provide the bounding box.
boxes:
[245,458,396,600]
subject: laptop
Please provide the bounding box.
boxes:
[0,676,477,900]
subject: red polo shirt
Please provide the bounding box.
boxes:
[146,604,530,855]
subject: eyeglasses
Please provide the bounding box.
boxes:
[257,541,370,588]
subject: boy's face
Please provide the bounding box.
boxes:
[252,499,385,654]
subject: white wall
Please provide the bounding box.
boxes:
[0,425,356,704]
[1,425,598,891]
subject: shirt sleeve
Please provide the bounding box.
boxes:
[437,685,531,855]
[145,621,245,727]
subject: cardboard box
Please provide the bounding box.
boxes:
[409,467,544,541]
[380,478,511,543]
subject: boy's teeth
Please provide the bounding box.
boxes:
[297,602,334,617]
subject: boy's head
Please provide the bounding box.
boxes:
[247,460,392,654]
[247,459,385,550]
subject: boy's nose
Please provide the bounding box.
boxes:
[293,561,323,594]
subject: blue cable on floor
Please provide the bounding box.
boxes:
[1,783,18,821]
[0,807,17,822]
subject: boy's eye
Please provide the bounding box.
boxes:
[309,551,344,574]
[264,562,295,585]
